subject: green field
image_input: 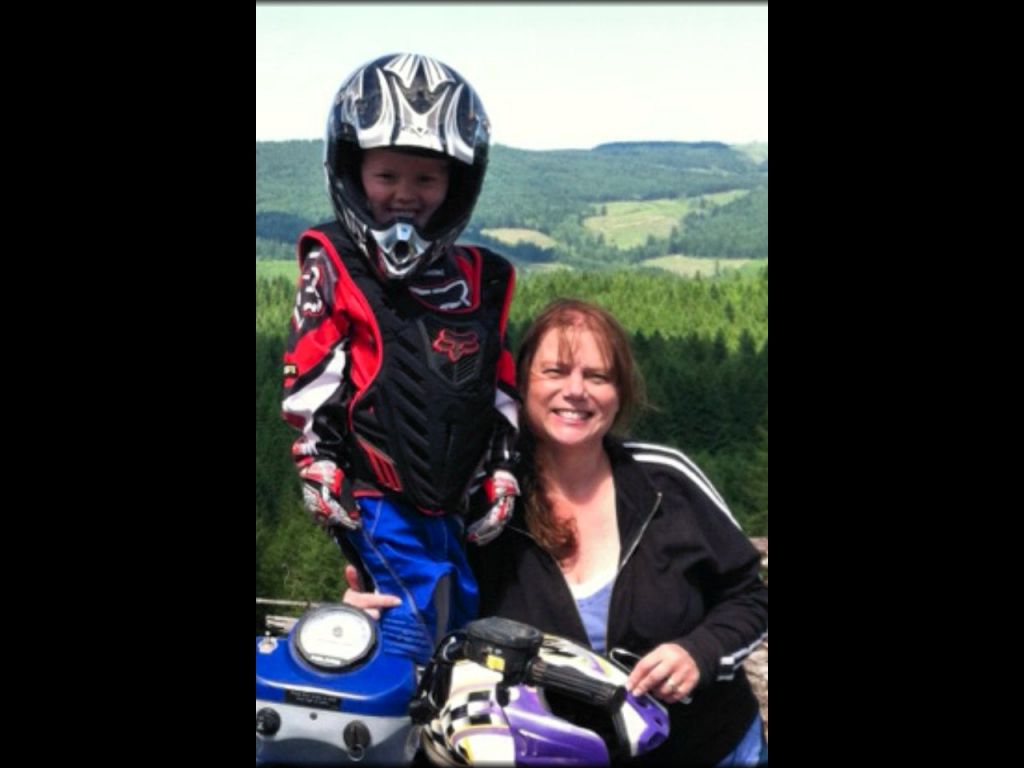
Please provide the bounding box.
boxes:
[480,228,558,249]
[517,261,574,275]
[256,257,574,282]
[257,256,767,281]
[583,191,751,249]
[257,261,298,283]
[258,255,769,281]
[640,254,765,278]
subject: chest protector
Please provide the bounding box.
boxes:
[303,224,511,514]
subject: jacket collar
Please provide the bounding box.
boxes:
[603,436,662,555]
[507,436,661,551]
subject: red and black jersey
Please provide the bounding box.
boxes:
[283,222,518,514]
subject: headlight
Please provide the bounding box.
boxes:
[295,605,376,670]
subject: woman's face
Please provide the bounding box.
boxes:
[360,147,450,229]
[525,325,620,452]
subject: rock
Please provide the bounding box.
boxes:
[743,537,767,741]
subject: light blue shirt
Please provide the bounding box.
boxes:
[572,578,614,654]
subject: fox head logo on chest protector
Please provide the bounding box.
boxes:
[432,328,480,362]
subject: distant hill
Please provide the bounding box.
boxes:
[256,140,767,266]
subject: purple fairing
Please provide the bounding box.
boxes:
[621,689,671,756]
[503,686,611,766]
[532,637,670,759]
[426,633,672,766]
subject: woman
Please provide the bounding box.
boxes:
[347,299,768,765]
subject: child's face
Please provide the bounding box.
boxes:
[360,148,450,229]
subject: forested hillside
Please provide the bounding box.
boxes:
[256,140,768,268]
[257,268,768,615]
[256,139,768,617]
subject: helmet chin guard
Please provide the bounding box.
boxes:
[369,219,434,281]
[416,617,670,766]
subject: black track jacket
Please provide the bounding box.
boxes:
[469,438,768,765]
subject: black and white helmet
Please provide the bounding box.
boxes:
[325,53,491,282]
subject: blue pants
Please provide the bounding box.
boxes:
[716,712,768,767]
[343,497,478,665]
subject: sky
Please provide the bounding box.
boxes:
[256,3,767,151]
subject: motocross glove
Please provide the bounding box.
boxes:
[467,469,519,546]
[298,459,361,531]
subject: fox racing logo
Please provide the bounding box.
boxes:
[432,329,480,362]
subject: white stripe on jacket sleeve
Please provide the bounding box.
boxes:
[624,442,740,529]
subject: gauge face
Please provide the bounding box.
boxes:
[295,606,375,669]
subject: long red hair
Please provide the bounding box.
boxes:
[515,299,645,557]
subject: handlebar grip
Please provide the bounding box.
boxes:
[526,658,625,712]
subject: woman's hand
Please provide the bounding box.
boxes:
[341,564,401,620]
[626,642,700,703]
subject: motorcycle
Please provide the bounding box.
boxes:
[256,601,420,765]
[257,605,670,766]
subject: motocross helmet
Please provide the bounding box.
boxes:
[419,628,670,766]
[325,52,491,282]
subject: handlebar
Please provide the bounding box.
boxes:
[526,658,625,712]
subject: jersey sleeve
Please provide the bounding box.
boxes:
[281,247,353,469]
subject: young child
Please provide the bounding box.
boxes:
[282,53,519,664]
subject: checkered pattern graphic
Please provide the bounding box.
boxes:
[426,662,511,763]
